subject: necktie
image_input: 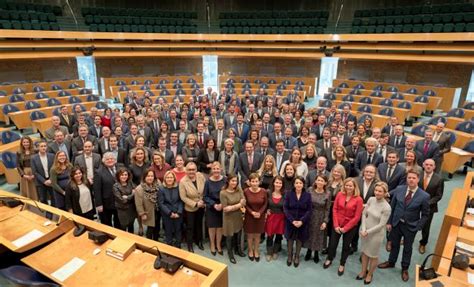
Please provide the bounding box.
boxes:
[248,154,253,169]
[265,124,268,132]
[105,139,109,151]
[277,154,282,171]
[199,134,203,146]
[390,127,394,136]
[423,176,430,190]
[325,141,329,150]
[367,154,372,164]
[286,137,290,149]
[387,166,393,180]
[396,136,400,147]
[405,190,413,205]
[423,141,429,155]
[238,125,242,136]
[64,115,69,125]
[155,120,159,132]
[262,149,267,157]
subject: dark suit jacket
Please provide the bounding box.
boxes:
[377,163,407,191]
[327,159,351,177]
[316,139,332,156]
[388,185,430,232]
[138,126,154,147]
[256,147,275,159]
[345,145,365,163]
[71,135,98,158]
[275,151,290,173]
[357,176,378,203]
[59,113,75,134]
[436,132,451,155]
[98,137,110,155]
[196,133,210,149]
[341,113,357,124]
[224,113,238,129]
[418,172,444,213]
[382,124,396,136]
[167,118,180,131]
[354,151,383,174]
[197,149,220,174]
[47,141,72,159]
[89,125,103,139]
[233,123,250,143]
[65,182,94,214]
[414,140,440,165]
[93,164,123,210]
[73,153,102,178]
[31,153,55,186]
[238,152,263,186]
[306,169,330,189]
[377,145,396,163]
[397,148,422,163]
[311,124,327,139]
[124,134,137,154]
[389,135,407,149]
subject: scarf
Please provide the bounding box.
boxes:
[220,150,236,176]
[140,183,158,204]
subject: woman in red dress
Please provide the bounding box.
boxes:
[265,175,285,261]
[101,107,113,129]
[244,173,268,262]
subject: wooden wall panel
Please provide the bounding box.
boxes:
[0,59,77,84]
[338,60,473,104]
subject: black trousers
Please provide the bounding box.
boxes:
[266,234,283,254]
[185,208,204,245]
[146,210,161,241]
[351,221,362,249]
[388,222,417,270]
[327,227,358,266]
[37,185,54,219]
[419,212,435,246]
[99,208,121,229]
[162,214,183,247]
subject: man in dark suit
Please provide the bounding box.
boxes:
[397,136,421,163]
[316,128,332,158]
[168,132,184,159]
[355,137,383,175]
[388,125,407,149]
[269,122,285,148]
[282,114,298,137]
[238,141,263,187]
[233,114,250,143]
[71,125,98,159]
[224,104,238,129]
[378,151,407,192]
[109,134,127,165]
[136,115,153,148]
[148,110,161,146]
[261,113,274,134]
[418,159,444,254]
[167,109,180,131]
[211,119,227,151]
[31,140,55,213]
[283,127,298,151]
[98,126,112,156]
[311,115,327,140]
[124,123,139,155]
[94,152,123,228]
[47,130,72,160]
[377,133,396,163]
[256,136,275,158]
[274,140,290,174]
[262,98,276,116]
[345,135,365,164]
[89,115,103,139]
[414,129,440,166]
[306,156,330,188]
[58,105,75,134]
[74,140,101,186]
[157,137,175,166]
[195,122,210,149]
[381,116,399,136]
[378,169,430,282]
[335,124,351,147]
[432,122,452,172]
[341,105,357,125]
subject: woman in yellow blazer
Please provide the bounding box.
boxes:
[179,161,206,252]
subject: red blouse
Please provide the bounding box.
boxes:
[332,192,363,231]
[101,116,112,128]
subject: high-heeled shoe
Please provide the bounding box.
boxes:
[197,242,204,250]
[211,251,216,256]
[337,266,345,276]
[356,275,365,280]
[323,260,332,269]
[304,249,312,261]
[286,259,292,267]
[294,258,300,268]
[248,255,255,261]
[364,274,373,285]
[255,256,260,262]
[217,250,224,256]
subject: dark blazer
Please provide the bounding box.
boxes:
[31,153,55,186]
[159,186,183,216]
[381,125,396,136]
[124,134,137,154]
[268,132,284,148]
[98,137,110,155]
[195,133,210,149]
[341,113,357,124]
[158,149,175,166]
[65,183,94,215]
[316,139,332,156]
[233,123,250,143]
[418,172,444,213]
[311,124,327,139]
[397,148,422,163]
[73,153,102,178]
[93,164,122,210]
[256,147,275,159]
[238,151,263,186]
[224,113,238,129]
[389,135,407,149]
[167,142,184,156]
[108,148,128,166]
[59,113,75,134]
[167,118,180,131]
[414,140,440,165]
[436,132,451,156]
[306,169,330,189]
[275,151,290,173]
[283,136,298,151]
[377,145,396,163]
[47,141,72,159]
[354,151,383,174]
[197,148,220,174]
[327,159,351,177]
[377,163,407,191]
[388,185,430,232]
[89,125,103,139]
[138,126,154,147]
[345,145,365,163]
[356,176,378,203]
[71,135,98,158]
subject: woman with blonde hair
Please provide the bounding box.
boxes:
[17,136,37,200]
[204,162,226,256]
[149,151,171,183]
[328,164,347,201]
[324,178,363,276]
[219,138,239,177]
[50,151,73,210]
[303,143,318,170]
[182,133,200,164]
[159,170,183,247]
[257,154,278,189]
[399,150,422,174]
[327,144,351,176]
[357,182,391,284]
[280,147,308,178]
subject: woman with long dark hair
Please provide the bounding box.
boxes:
[65,166,95,219]
[17,136,37,200]
[50,151,72,210]
[265,175,285,261]
[113,168,137,233]
[159,171,183,248]
[134,169,161,240]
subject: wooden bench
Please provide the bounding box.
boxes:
[0,79,85,95]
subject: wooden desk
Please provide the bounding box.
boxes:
[0,94,90,122]
[446,117,467,130]
[334,87,441,113]
[462,108,474,120]
[415,265,471,287]
[0,204,22,221]
[8,101,96,130]
[0,88,86,105]
[442,147,474,174]
[321,99,410,124]
[0,80,84,96]
[326,92,427,118]
[0,203,73,253]
[0,189,228,287]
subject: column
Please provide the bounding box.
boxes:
[317,57,340,101]
[76,56,99,95]
[202,55,219,92]
[465,69,474,104]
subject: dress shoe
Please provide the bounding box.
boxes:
[356,275,365,280]
[385,241,392,252]
[211,251,216,256]
[305,249,312,261]
[197,242,205,250]
[419,245,426,254]
[313,254,320,264]
[401,269,409,282]
[364,274,373,285]
[248,255,255,261]
[337,266,345,276]
[323,260,332,269]
[378,261,395,269]
[294,259,300,268]
[321,248,328,255]
[217,250,224,256]
[187,245,194,253]
[255,256,260,262]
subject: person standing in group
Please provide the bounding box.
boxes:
[159,171,183,248]
[135,169,161,241]
[244,173,268,262]
[31,140,55,215]
[324,178,363,276]
[219,138,239,177]
[282,163,296,192]
[378,169,430,282]
[65,166,95,220]
[220,174,246,264]
[204,162,226,256]
[197,138,220,175]
[17,136,37,200]
[113,168,137,233]
[149,152,171,183]
[172,155,187,183]
[50,151,72,210]
[304,175,331,264]
[284,176,312,268]
[357,182,391,285]
[257,155,278,189]
[265,176,286,261]
[179,162,206,252]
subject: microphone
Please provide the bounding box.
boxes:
[56,216,87,237]
[146,245,183,274]
[0,196,46,216]
[419,253,458,280]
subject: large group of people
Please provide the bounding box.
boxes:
[16,86,447,283]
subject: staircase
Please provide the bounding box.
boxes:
[56,15,89,32]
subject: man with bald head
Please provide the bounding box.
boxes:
[44,116,69,142]
[389,125,407,149]
[417,159,444,254]
[398,136,421,163]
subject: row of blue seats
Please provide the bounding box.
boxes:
[0,83,83,95]
[1,89,92,102]
[226,79,305,85]
[114,78,198,86]
[337,82,436,96]
[323,94,428,105]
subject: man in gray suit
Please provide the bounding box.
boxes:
[432,122,451,172]
[306,156,330,188]
[74,141,101,185]
[44,116,69,142]
[47,130,72,160]
[71,125,98,159]
[211,119,227,151]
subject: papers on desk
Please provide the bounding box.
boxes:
[12,229,44,248]
[467,208,474,215]
[456,241,474,256]
[466,219,474,228]
[468,273,474,285]
[51,257,85,282]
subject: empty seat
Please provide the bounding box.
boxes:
[47,98,61,106]
[358,114,373,124]
[370,91,382,97]
[320,99,332,108]
[33,86,45,92]
[29,110,47,121]
[357,105,372,113]
[130,80,140,85]
[387,86,398,92]
[359,97,372,104]
[342,94,355,102]
[397,101,412,109]
[379,107,394,116]
[390,93,404,100]
[25,101,41,110]
[9,94,24,102]
[324,93,336,100]
[428,116,447,125]
[414,95,429,103]
[338,82,349,88]
[455,121,474,133]
[2,104,20,115]
[423,89,436,96]
[1,131,21,144]
[86,94,100,101]
[354,83,365,89]
[79,88,92,94]
[51,84,62,90]
[349,89,361,95]
[411,124,429,137]
[68,83,80,89]
[463,102,474,110]
[380,98,393,107]
[447,108,465,118]
[95,101,108,109]
[68,96,82,104]
[58,90,71,97]
[406,87,418,94]
[373,85,383,91]
[35,92,49,99]
[160,90,170,96]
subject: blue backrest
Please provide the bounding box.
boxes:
[411,124,429,137]
[1,131,20,144]
[2,104,19,115]
[1,151,17,168]
[30,111,47,121]
[25,101,41,110]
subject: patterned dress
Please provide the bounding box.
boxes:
[304,189,331,251]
